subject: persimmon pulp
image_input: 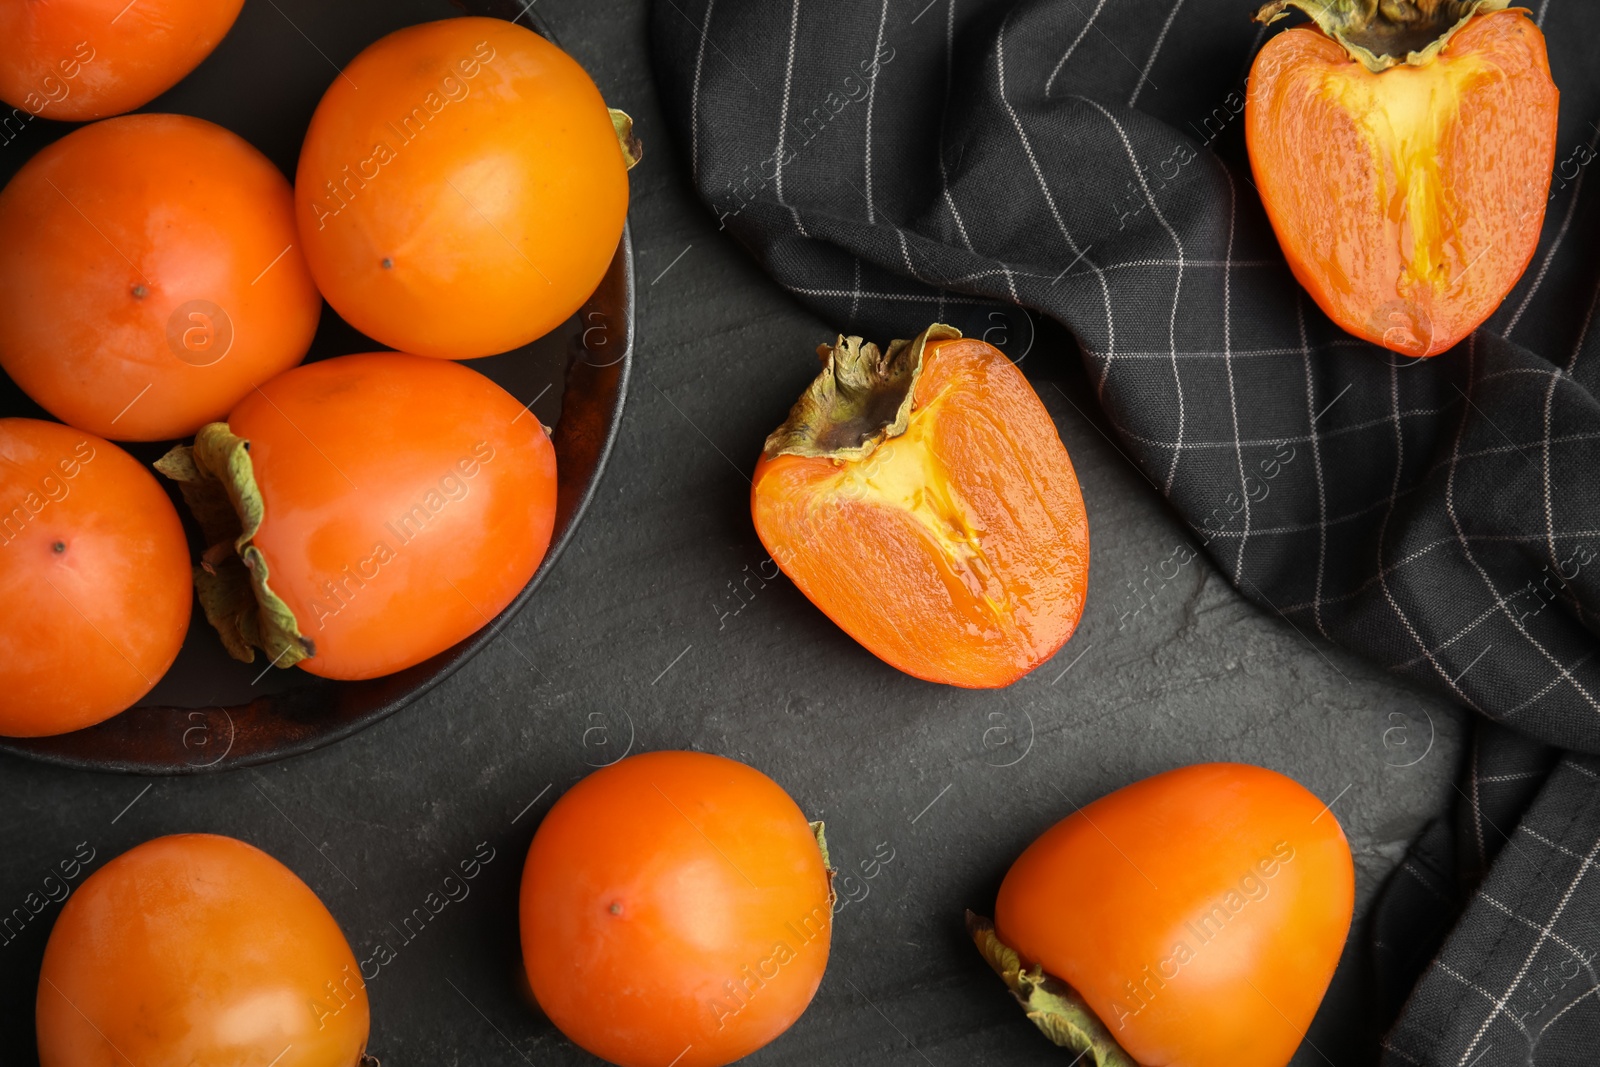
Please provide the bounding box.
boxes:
[1246,9,1558,357]
[751,325,1089,689]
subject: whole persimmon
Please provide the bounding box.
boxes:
[972,763,1354,1067]
[157,353,557,681]
[37,834,370,1067]
[521,751,833,1067]
[295,17,634,360]
[1247,2,1558,357]
[0,114,321,442]
[0,418,191,737]
[752,324,1089,688]
[0,0,245,120]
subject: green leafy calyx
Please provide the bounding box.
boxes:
[967,912,1142,1066]
[156,424,313,671]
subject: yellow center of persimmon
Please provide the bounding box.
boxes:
[1316,52,1492,298]
[830,390,1007,613]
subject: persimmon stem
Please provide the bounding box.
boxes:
[762,324,962,462]
[1255,0,1510,72]
[967,912,1143,1067]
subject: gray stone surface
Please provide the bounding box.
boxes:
[0,0,1468,1063]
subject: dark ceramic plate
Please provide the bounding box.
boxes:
[0,0,632,774]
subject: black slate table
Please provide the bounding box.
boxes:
[0,1,1468,1063]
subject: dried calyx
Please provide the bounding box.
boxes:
[762,324,962,463]
[155,425,314,672]
[609,109,644,170]
[1255,0,1511,72]
[967,913,1141,1067]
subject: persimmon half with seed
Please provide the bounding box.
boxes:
[1247,1,1558,357]
[751,324,1089,688]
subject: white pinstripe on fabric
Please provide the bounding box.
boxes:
[687,0,718,182]
[1079,96,1187,492]
[1456,829,1600,1065]
[861,0,891,224]
[1298,294,1334,637]
[1444,343,1600,715]
[1128,0,1185,108]
[1045,0,1112,98]
[1436,962,1534,1041]
[774,0,808,236]
[1376,351,1482,710]
[1503,121,1600,338]
[992,18,1116,384]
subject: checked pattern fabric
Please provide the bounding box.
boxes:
[650,0,1600,1062]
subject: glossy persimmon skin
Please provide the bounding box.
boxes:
[228,353,557,681]
[995,763,1355,1067]
[0,0,244,120]
[295,17,629,359]
[1246,11,1558,357]
[37,834,369,1067]
[0,418,191,737]
[0,114,321,442]
[752,337,1089,688]
[521,751,832,1067]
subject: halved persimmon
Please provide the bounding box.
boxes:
[751,325,1088,689]
[1246,2,1558,357]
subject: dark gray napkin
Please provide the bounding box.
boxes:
[648,0,1600,1061]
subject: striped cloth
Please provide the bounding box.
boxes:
[649,0,1600,1062]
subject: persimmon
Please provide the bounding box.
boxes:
[521,751,833,1067]
[1247,2,1558,358]
[156,352,556,681]
[0,0,245,121]
[0,418,191,737]
[295,17,637,360]
[37,834,370,1067]
[751,325,1089,689]
[971,763,1354,1067]
[0,114,321,442]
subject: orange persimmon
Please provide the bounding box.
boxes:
[294,17,635,360]
[0,0,245,121]
[1246,2,1558,357]
[971,763,1354,1067]
[521,751,832,1067]
[751,325,1088,689]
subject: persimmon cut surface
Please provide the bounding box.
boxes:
[987,763,1354,1067]
[752,325,1088,689]
[1246,7,1557,357]
[37,834,369,1067]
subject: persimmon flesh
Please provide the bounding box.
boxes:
[752,326,1088,688]
[982,763,1355,1067]
[1246,6,1557,357]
